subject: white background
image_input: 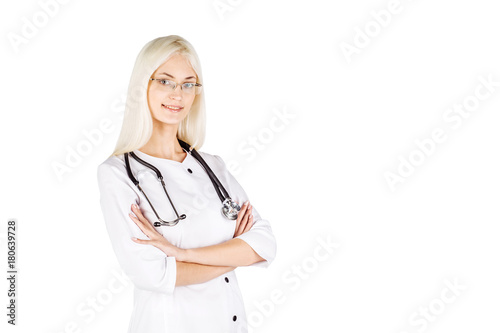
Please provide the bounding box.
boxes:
[1,0,499,332]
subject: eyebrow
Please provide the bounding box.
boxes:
[157,72,196,80]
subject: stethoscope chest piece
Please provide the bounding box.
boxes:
[222,198,241,220]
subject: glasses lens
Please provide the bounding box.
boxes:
[154,79,175,91]
[153,79,201,95]
[181,83,196,94]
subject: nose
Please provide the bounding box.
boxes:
[169,85,182,100]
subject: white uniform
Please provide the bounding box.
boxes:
[97,149,277,332]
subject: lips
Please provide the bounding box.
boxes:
[162,104,184,112]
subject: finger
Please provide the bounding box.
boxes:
[235,206,247,234]
[241,205,253,233]
[239,205,253,234]
[235,218,245,237]
[233,216,241,237]
[236,201,249,223]
[131,204,149,224]
[242,203,252,222]
[235,215,245,236]
[130,204,158,234]
[235,206,251,236]
[243,215,253,233]
[128,213,147,235]
[234,202,248,232]
[131,237,153,245]
[129,213,154,238]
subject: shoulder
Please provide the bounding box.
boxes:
[98,153,125,170]
[97,154,128,182]
[97,153,140,197]
[196,150,227,170]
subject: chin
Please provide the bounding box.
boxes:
[153,113,187,126]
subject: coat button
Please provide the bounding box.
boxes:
[233,315,237,321]
[225,277,229,283]
[187,168,193,173]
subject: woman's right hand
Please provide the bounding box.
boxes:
[233,201,253,237]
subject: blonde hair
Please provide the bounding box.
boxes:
[112,35,206,156]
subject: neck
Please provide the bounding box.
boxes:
[139,121,185,159]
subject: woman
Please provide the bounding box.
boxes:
[97,35,277,332]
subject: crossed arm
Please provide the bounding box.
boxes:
[128,203,266,287]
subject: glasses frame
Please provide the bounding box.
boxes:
[149,77,203,95]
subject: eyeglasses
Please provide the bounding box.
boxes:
[149,77,203,95]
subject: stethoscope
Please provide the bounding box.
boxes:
[124,139,241,227]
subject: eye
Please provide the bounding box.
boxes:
[159,79,171,85]
[183,83,195,89]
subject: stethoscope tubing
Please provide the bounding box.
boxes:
[124,139,238,224]
[124,151,186,226]
[178,139,230,202]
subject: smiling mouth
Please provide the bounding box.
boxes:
[162,104,184,112]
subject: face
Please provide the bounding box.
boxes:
[147,53,198,129]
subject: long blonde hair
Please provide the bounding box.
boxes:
[112,35,206,156]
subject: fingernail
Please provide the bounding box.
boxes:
[133,204,138,209]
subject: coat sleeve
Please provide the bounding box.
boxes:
[213,155,277,269]
[97,159,177,294]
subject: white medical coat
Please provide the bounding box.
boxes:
[97,149,277,332]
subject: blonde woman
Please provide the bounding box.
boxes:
[97,35,277,332]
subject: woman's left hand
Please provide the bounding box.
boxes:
[129,204,185,259]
